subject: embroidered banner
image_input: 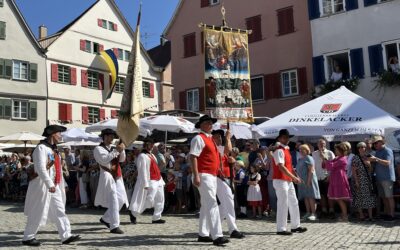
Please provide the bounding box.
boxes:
[204,28,253,122]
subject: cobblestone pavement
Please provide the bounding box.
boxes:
[1,201,400,249]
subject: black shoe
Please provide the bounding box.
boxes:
[213,237,230,246]
[328,212,336,220]
[237,213,247,219]
[291,227,308,233]
[110,227,124,234]
[384,216,395,222]
[197,236,213,242]
[152,219,166,224]
[230,230,245,239]
[100,218,110,229]
[22,238,41,246]
[129,213,137,224]
[277,231,293,236]
[62,235,81,245]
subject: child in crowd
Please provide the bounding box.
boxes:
[234,160,248,218]
[247,165,262,219]
[166,171,177,213]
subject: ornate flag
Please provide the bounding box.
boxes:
[100,49,119,101]
[204,28,253,122]
[117,5,143,145]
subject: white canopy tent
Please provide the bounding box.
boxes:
[62,128,101,143]
[257,86,400,140]
[212,121,266,139]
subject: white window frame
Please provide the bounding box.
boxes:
[108,21,115,31]
[101,19,107,29]
[12,60,29,81]
[210,0,220,6]
[281,69,299,97]
[58,64,70,84]
[323,50,352,82]
[12,99,28,120]
[187,88,199,112]
[142,81,151,98]
[382,40,400,71]
[88,107,99,124]
[319,0,346,16]
[250,76,264,102]
[87,71,99,89]
[115,76,125,93]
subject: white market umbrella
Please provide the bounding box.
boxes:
[62,128,101,143]
[140,115,195,144]
[212,121,266,139]
[85,119,151,137]
[257,86,400,138]
[59,140,100,147]
[0,131,45,148]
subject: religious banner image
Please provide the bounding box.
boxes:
[204,28,253,122]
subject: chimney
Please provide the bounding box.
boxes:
[38,25,47,40]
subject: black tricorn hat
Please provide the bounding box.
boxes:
[211,129,225,138]
[42,125,67,137]
[276,129,294,140]
[195,115,217,129]
[100,128,117,138]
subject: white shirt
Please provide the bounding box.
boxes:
[273,142,289,165]
[93,144,125,169]
[189,132,212,157]
[331,72,343,82]
[389,63,400,74]
[312,149,335,180]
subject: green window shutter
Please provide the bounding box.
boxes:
[3,99,11,119]
[0,58,4,78]
[4,59,12,79]
[0,22,5,40]
[28,101,37,120]
[0,99,4,119]
[29,63,38,82]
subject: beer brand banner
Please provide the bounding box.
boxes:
[204,28,253,122]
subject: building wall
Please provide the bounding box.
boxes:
[165,0,314,118]
[0,0,47,136]
[44,0,161,128]
[160,62,175,111]
[310,0,400,115]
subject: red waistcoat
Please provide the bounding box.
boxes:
[197,133,219,176]
[272,145,294,182]
[221,155,230,178]
[148,154,161,181]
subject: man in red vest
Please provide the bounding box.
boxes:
[190,115,230,246]
[212,129,244,239]
[272,129,307,235]
[130,138,166,224]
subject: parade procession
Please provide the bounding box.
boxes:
[2,0,400,249]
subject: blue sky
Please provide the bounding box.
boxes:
[15,0,179,49]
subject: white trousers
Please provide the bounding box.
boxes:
[216,178,238,234]
[198,174,223,240]
[23,186,72,242]
[145,180,165,221]
[273,180,301,232]
[102,181,125,230]
[78,177,88,205]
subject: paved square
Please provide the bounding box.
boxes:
[0,202,399,249]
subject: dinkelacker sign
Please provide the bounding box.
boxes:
[288,104,363,123]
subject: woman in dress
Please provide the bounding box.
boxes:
[247,165,262,219]
[323,143,351,222]
[296,144,320,221]
[77,150,89,208]
[351,142,376,221]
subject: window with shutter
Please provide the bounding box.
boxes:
[3,99,11,119]
[51,63,58,82]
[326,52,351,81]
[80,39,86,51]
[321,0,344,15]
[201,0,209,8]
[12,100,29,119]
[115,77,125,93]
[383,42,400,73]
[264,73,281,100]
[0,21,6,40]
[246,15,262,43]
[88,107,99,124]
[0,58,4,78]
[58,103,67,121]
[70,67,77,85]
[87,71,99,89]
[28,101,37,121]
[298,67,308,95]
[82,106,89,124]
[149,83,155,98]
[142,81,151,97]
[312,56,325,85]
[29,63,38,82]
[12,60,29,81]
[281,70,299,97]
[350,48,365,78]
[58,64,70,84]
[251,77,264,101]
[81,70,88,87]
[277,7,294,36]
[4,59,12,79]
[183,33,196,58]
[187,89,199,112]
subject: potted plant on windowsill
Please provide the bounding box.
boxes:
[312,77,360,98]
[375,70,400,90]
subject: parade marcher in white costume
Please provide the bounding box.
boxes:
[211,129,245,239]
[94,129,128,234]
[22,125,81,246]
[130,138,166,224]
